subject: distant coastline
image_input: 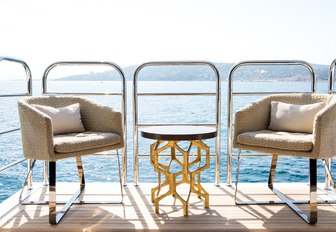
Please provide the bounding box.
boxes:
[55,62,329,82]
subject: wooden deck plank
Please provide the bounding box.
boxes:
[1,183,336,231]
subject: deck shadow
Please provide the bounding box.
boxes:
[218,183,336,231]
[132,184,248,231]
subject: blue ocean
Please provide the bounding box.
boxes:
[0,80,333,203]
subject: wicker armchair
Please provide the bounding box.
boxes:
[18,95,124,224]
[233,93,336,224]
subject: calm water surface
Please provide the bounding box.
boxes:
[0,80,333,202]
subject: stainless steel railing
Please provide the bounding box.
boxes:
[0,56,32,186]
[227,60,316,186]
[42,61,127,185]
[0,56,32,97]
[329,59,336,94]
[133,61,221,186]
[325,59,336,189]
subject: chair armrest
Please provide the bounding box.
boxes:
[233,97,271,146]
[18,100,55,160]
[313,101,336,158]
[79,99,123,138]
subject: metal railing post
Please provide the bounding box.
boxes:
[227,60,316,186]
[0,56,32,191]
[42,61,127,185]
[325,59,336,189]
[328,59,336,94]
[133,61,221,186]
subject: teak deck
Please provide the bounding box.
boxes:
[1,183,336,231]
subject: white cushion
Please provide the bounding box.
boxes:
[33,103,85,135]
[268,101,325,133]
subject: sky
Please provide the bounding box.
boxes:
[1,0,336,78]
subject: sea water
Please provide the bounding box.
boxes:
[0,80,333,203]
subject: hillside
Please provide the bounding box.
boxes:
[58,62,329,82]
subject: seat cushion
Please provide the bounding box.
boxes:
[54,131,121,153]
[237,130,313,151]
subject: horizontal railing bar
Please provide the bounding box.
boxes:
[232,153,272,157]
[92,152,119,156]
[0,128,20,136]
[232,91,313,96]
[137,154,218,157]
[133,61,222,67]
[137,123,217,127]
[230,60,316,66]
[137,93,216,96]
[0,93,31,97]
[43,92,122,96]
[0,158,26,173]
[21,200,124,205]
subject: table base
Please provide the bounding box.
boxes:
[150,140,210,216]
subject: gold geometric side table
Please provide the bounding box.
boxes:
[141,126,217,216]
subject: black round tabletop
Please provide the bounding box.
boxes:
[140,126,217,141]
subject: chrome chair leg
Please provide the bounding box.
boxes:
[72,153,123,205]
[49,161,57,224]
[234,150,241,202]
[268,155,278,189]
[271,159,317,224]
[19,159,36,204]
[49,160,84,225]
[234,154,318,224]
[116,150,124,203]
[27,159,34,190]
[20,156,123,225]
[76,156,85,190]
[309,159,317,224]
[43,161,49,186]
